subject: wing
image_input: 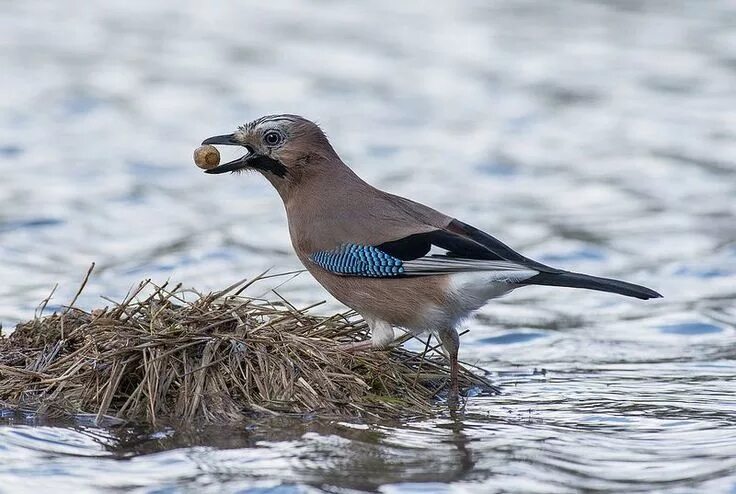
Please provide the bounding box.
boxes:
[307,219,662,300]
[308,219,559,278]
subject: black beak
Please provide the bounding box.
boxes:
[200,132,288,178]
[201,133,240,146]
[201,134,253,174]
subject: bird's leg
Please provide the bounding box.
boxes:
[449,350,459,403]
[339,317,394,353]
[438,328,461,405]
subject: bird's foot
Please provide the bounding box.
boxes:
[446,382,461,407]
[337,340,374,353]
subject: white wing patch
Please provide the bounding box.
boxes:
[402,256,537,276]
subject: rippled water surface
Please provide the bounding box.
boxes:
[2,1,736,492]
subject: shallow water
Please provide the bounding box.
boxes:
[2,0,736,492]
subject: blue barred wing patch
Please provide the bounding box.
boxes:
[310,244,405,277]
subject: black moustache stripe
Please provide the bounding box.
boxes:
[249,155,288,178]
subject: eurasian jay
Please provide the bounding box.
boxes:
[202,114,661,401]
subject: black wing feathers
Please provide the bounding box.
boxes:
[376,229,497,261]
[376,219,558,272]
[375,232,433,261]
[374,219,661,299]
[444,220,560,273]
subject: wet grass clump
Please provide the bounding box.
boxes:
[0,267,497,425]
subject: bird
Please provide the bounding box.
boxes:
[201,114,662,402]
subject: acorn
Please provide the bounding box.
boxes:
[193,144,220,170]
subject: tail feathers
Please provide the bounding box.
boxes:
[525,271,662,300]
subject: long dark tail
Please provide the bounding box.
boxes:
[524,271,662,300]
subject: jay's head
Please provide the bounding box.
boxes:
[202,115,339,195]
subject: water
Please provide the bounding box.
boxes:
[2,0,736,492]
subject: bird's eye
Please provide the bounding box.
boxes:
[263,131,284,146]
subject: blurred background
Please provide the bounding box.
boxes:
[1,1,735,492]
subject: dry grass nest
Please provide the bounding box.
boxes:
[0,266,499,425]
